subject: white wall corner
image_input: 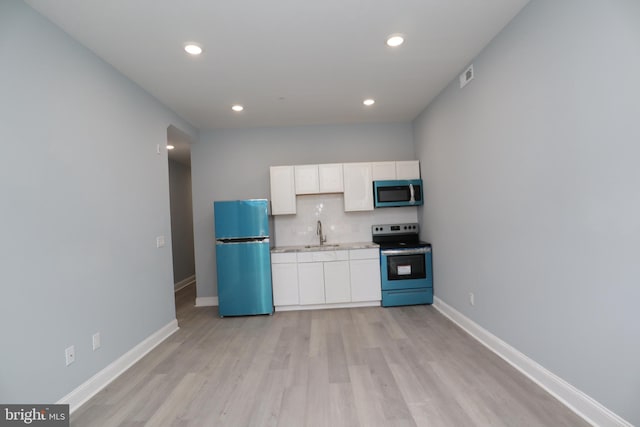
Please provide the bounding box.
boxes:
[57,319,179,414]
[195,296,218,307]
[432,297,632,427]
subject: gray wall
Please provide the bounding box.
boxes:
[0,1,196,403]
[192,124,415,299]
[168,159,196,287]
[413,0,640,424]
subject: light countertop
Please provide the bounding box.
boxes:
[271,241,379,253]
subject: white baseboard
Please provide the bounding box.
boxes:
[195,296,218,307]
[433,297,632,427]
[174,274,196,292]
[57,319,179,414]
[275,301,379,312]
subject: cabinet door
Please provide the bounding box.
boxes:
[294,164,319,194]
[298,262,325,305]
[270,166,296,214]
[343,163,373,211]
[272,262,299,306]
[350,259,382,302]
[324,261,351,303]
[318,163,344,193]
[372,162,397,180]
[396,161,420,180]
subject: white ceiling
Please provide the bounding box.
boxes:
[25,0,529,132]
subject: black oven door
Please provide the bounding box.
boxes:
[380,247,431,290]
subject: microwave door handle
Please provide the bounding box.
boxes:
[409,184,415,204]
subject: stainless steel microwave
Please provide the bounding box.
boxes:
[373,179,423,208]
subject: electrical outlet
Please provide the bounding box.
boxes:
[92,333,101,351]
[65,346,75,366]
[156,236,165,248]
[469,292,475,306]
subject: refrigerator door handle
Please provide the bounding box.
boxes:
[216,237,269,244]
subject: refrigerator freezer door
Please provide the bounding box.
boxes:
[214,199,269,239]
[215,240,273,316]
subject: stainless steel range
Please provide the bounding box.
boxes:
[372,223,433,307]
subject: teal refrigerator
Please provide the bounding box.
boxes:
[213,199,273,316]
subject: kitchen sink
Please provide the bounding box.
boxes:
[303,244,340,250]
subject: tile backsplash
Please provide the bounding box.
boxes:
[273,194,418,247]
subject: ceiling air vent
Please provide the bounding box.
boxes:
[459,64,474,88]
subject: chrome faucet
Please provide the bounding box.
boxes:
[316,220,327,246]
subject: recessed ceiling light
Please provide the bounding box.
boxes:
[184,43,203,55]
[166,145,175,150]
[386,34,405,47]
[232,105,244,112]
[363,99,375,106]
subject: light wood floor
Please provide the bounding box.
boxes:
[71,285,589,426]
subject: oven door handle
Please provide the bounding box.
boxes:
[381,247,430,255]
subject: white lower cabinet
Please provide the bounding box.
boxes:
[324,261,350,303]
[272,247,381,311]
[271,253,299,306]
[349,248,381,302]
[298,262,325,305]
[350,259,382,302]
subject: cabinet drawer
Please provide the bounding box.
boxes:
[296,252,314,263]
[349,248,380,260]
[382,288,432,307]
[312,250,349,262]
[272,252,297,263]
[297,250,349,262]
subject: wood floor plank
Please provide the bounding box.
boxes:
[328,383,360,427]
[304,355,330,427]
[143,372,206,426]
[277,385,307,427]
[348,364,390,427]
[70,284,591,427]
[326,332,350,383]
[364,347,417,425]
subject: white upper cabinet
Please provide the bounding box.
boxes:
[343,162,373,211]
[372,160,420,180]
[270,161,418,214]
[294,164,319,194]
[270,166,297,215]
[395,160,421,180]
[372,161,397,180]
[318,163,344,193]
[294,164,343,194]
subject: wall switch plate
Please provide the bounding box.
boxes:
[469,292,475,306]
[65,345,75,366]
[92,333,101,351]
[156,144,161,155]
[156,236,165,248]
